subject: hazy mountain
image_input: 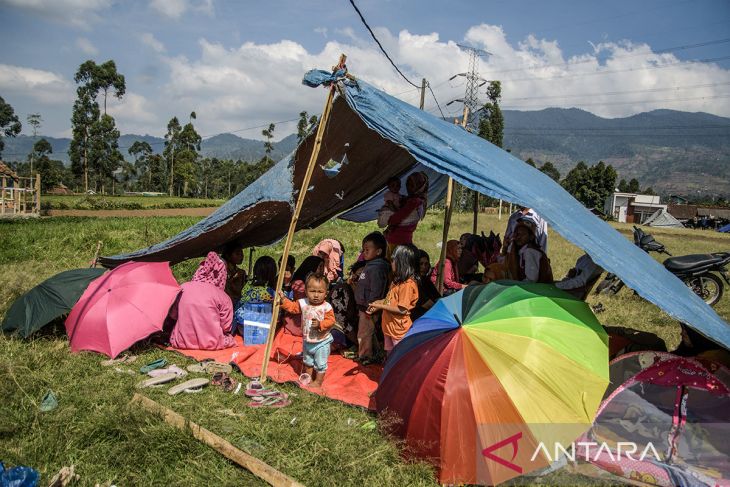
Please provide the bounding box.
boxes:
[503,108,730,196]
[2,109,728,195]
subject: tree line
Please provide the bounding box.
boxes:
[0,60,321,198]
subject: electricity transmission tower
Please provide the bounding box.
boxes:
[447,44,490,131]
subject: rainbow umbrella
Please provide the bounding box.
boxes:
[375,282,609,485]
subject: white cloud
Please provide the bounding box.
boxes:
[0,64,74,104]
[140,33,166,53]
[149,0,214,20]
[143,26,730,139]
[0,0,112,29]
[314,27,328,38]
[76,37,99,56]
[107,92,158,134]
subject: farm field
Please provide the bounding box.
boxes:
[41,194,225,211]
[1,211,728,486]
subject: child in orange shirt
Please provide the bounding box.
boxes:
[368,245,419,356]
[278,273,335,387]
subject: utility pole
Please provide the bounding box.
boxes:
[419,78,426,110]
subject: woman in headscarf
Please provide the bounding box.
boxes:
[505,220,553,283]
[282,256,325,336]
[170,252,235,350]
[430,240,466,295]
[311,239,344,283]
[385,171,429,257]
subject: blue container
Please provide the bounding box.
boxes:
[239,302,272,345]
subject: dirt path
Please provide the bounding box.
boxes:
[45,207,219,217]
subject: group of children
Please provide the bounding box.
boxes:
[277,230,420,387]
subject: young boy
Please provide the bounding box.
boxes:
[278,273,335,387]
[354,231,389,364]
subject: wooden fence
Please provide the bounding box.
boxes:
[1,174,41,217]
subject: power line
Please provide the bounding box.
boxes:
[348,0,420,88]
[426,81,447,120]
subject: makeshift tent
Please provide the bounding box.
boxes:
[719,223,730,233]
[1,268,106,338]
[376,282,609,485]
[577,353,730,486]
[643,208,684,228]
[100,69,730,350]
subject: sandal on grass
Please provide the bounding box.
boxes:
[247,396,291,408]
[139,358,167,374]
[136,372,178,388]
[168,378,209,395]
[186,361,232,374]
[212,372,239,392]
[101,354,138,367]
[148,365,187,378]
[244,388,283,398]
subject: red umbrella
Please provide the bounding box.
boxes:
[65,261,180,358]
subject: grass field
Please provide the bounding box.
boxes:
[41,194,225,211]
[1,211,729,486]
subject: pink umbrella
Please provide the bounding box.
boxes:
[65,261,180,358]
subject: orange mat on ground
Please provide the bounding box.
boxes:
[167,330,380,410]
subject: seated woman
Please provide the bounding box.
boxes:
[312,239,344,283]
[413,249,440,320]
[431,240,466,295]
[329,262,362,352]
[505,220,553,283]
[221,242,247,306]
[385,171,429,257]
[170,252,235,350]
[282,256,324,336]
[234,256,277,337]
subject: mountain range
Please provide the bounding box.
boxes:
[2,108,729,196]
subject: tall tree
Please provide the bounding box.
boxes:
[164,116,182,196]
[164,114,201,196]
[617,178,628,192]
[74,60,126,115]
[539,161,561,181]
[129,141,154,189]
[296,111,318,144]
[26,112,42,176]
[525,157,536,167]
[562,161,617,208]
[0,96,22,158]
[88,113,123,192]
[627,178,640,193]
[69,89,100,192]
[262,123,275,161]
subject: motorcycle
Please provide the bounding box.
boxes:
[595,226,730,306]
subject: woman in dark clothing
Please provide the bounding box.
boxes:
[413,249,440,321]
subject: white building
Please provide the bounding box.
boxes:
[604,192,667,224]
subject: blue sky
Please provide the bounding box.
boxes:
[1,0,729,138]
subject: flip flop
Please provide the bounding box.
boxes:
[247,396,291,408]
[101,354,138,367]
[244,388,283,398]
[168,378,209,395]
[186,361,232,374]
[136,372,178,388]
[148,365,187,378]
[139,358,167,374]
[212,372,239,392]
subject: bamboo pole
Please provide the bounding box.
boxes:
[498,199,502,220]
[35,173,40,215]
[130,394,304,487]
[437,106,469,294]
[419,78,426,110]
[259,79,337,382]
[472,192,479,234]
[1,176,5,215]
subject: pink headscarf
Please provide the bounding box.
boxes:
[311,239,343,282]
[192,251,227,289]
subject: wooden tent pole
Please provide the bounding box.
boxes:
[437,106,469,294]
[472,192,479,234]
[259,81,337,382]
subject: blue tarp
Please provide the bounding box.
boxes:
[102,69,729,349]
[719,223,730,233]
